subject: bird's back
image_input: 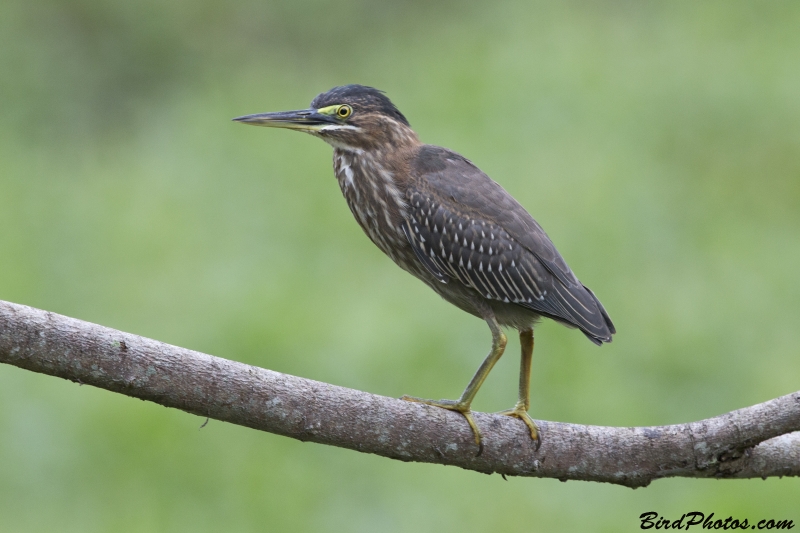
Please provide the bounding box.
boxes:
[403,145,615,344]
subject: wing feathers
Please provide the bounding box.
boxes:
[405,145,615,344]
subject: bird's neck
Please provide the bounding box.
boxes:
[332,146,410,207]
[332,143,419,263]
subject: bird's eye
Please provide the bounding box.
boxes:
[336,105,352,119]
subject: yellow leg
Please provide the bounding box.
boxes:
[495,329,541,449]
[402,316,507,455]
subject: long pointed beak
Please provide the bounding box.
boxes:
[232,108,336,132]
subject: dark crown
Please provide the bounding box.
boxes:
[310,85,410,126]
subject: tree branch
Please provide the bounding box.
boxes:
[1,300,798,488]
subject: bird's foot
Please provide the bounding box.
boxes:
[495,404,541,450]
[401,395,484,455]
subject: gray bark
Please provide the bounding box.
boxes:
[1,299,798,488]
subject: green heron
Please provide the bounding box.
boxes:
[234,85,615,453]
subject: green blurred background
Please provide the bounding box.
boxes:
[1,0,799,530]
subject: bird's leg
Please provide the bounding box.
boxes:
[495,328,541,449]
[402,316,507,455]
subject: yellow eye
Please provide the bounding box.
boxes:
[336,105,352,119]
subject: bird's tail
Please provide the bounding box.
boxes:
[580,285,615,345]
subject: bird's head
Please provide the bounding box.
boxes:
[233,85,417,151]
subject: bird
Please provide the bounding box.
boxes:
[233,84,615,454]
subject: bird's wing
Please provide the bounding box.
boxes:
[400,220,450,284]
[403,145,615,344]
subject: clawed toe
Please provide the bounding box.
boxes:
[496,406,541,450]
[401,395,484,454]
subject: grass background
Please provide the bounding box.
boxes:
[1,0,798,530]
